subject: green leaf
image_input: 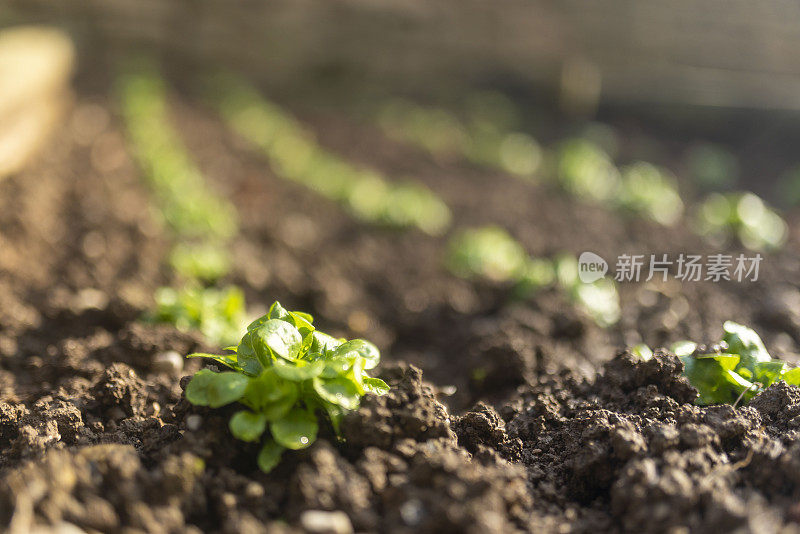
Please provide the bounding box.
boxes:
[723,321,771,370]
[681,354,757,405]
[362,377,390,395]
[236,331,263,376]
[753,361,786,388]
[348,357,366,395]
[320,400,345,436]
[289,311,315,334]
[270,408,318,449]
[241,369,298,411]
[187,352,240,371]
[257,439,284,472]
[251,319,303,361]
[319,356,354,379]
[312,376,361,410]
[631,344,653,361]
[185,369,249,408]
[332,339,380,370]
[229,410,268,442]
[261,396,297,421]
[311,331,343,354]
[291,310,314,324]
[267,301,289,320]
[781,367,800,386]
[273,358,325,381]
[223,346,238,352]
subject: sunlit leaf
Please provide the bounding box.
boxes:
[229,410,268,442]
[270,409,318,449]
[257,439,284,472]
[185,369,249,408]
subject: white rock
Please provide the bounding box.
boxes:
[300,510,353,534]
[152,350,183,376]
[186,415,202,432]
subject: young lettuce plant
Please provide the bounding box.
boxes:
[205,74,451,236]
[184,302,389,472]
[152,285,246,347]
[376,96,542,178]
[694,192,787,251]
[660,321,800,405]
[446,226,619,327]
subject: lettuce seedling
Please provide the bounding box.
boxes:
[446,227,619,327]
[169,242,232,283]
[668,321,800,405]
[618,162,684,226]
[184,301,389,472]
[152,285,246,347]
[206,74,451,236]
[557,139,621,203]
[376,97,541,178]
[694,192,787,251]
[446,226,531,283]
[554,255,620,328]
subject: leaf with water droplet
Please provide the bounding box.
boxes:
[270,408,318,449]
[312,376,361,410]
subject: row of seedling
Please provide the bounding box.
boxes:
[374,96,682,226]
[117,62,247,346]
[376,95,543,178]
[205,75,451,236]
[373,97,787,250]
[446,226,620,327]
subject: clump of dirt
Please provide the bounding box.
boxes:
[0,362,533,534]
[484,350,799,532]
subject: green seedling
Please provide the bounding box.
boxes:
[618,162,684,226]
[118,61,248,343]
[206,74,451,235]
[446,227,619,327]
[446,226,531,283]
[554,255,621,328]
[169,242,232,283]
[557,140,684,227]
[694,192,787,251]
[557,139,621,203]
[185,301,389,472]
[641,321,800,406]
[376,97,542,178]
[152,285,246,347]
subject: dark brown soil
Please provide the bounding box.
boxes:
[1,91,800,533]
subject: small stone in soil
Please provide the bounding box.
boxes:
[186,415,202,432]
[152,351,184,376]
[300,510,354,534]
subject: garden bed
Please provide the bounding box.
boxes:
[1,87,800,533]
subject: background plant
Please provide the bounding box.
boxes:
[376,95,542,178]
[693,192,787,251]
[446,226,620,327]
[152,285,246,347]
[205,74,451,236]
[185,302,389,472]
[118,60,248,345]
[639,321,800,405]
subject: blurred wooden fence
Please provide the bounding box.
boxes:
[5,0,800,109]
